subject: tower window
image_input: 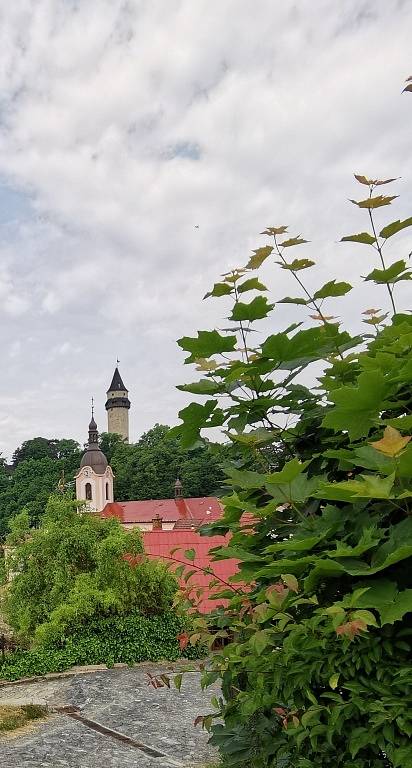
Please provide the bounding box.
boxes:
[85,482,92,501]
[106,482,109,500]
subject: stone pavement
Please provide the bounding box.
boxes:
[0,664,218,767]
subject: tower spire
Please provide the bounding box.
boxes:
[105,364,131,442]
[88,402,98,445]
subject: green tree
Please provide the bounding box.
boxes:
[0,439,82,537]
[171,174,412,767]
[98,432,125,463]
[3,495,177,647]
[111,424,226,501]
[12,437,81,466]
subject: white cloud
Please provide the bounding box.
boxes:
[0,0,411,459]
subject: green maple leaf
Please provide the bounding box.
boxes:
[230,296,273,322]
[178,330,237,362]
[322,370,389,440]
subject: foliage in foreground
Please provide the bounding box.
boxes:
[0,704,48,733]
[3,496,177,646]
[171,175,412,767]
[0,612,201,681]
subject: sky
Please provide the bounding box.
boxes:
[0,0,411,460]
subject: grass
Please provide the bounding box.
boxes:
[0,704,48,734]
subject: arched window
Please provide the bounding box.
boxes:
[85,482,92,501]
[106,482,109,500]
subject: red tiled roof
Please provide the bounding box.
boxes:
[143,529,239,613]
[101,497,223,525]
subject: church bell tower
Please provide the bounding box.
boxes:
[75,409,114,513]
[105,365,131,442]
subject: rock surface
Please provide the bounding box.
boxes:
[0,664,218,767]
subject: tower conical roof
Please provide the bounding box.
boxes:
[107,366,127,393]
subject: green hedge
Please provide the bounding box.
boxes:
[0,612,202,681]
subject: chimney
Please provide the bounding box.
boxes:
[174,477,183,499]
[152,514,163,530]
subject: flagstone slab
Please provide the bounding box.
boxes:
[0,664,218,767]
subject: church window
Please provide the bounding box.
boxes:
[85,482,92,501]
[106,482,109,500]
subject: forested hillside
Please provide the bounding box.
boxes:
[0,425,227,538]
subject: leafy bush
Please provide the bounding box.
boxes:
[3,496,177,645]
[0,612,202,681]
[172,175,412,767]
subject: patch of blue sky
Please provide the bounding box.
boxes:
[163,141,202,161]
[0,180,34,226]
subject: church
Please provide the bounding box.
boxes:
[74,367,239,611]
[75,366,223,532]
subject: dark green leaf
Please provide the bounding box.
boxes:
[279,258,314,271]
[313,280,352,300]
[322,370,389,440]
[178,330,237,362]
[316,472,395,502]
[203,283,233,299]
[340,232,375,245]
[379,217,412,239]
[280,237,309,247]
[364,260,411,284]
[171,399,221,448]
[249,630,270,656]
[262,325,354,370]
[266,458,310,485]
[379,590,412,625]
[277,296,308,305]
[177,380,221,395]
[230,296,273,322]
[237,278,268,294]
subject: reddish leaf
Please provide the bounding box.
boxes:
[177,632,190,651]
[354,174,398,186]
[336,619,367,639]
[267,582,289,596]
[309,314,337,322]
[362,308,381,315]
[122,553,144,567]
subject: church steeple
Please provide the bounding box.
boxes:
[88,398,98,445]
[105,364,131,442]
[75,405,114,513]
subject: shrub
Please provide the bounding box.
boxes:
[171,174,412,767]
[3,496,177,644]
[0,611,202,681]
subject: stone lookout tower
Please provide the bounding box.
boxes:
[105,366,130,442]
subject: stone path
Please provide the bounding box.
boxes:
[0,664,218,767]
